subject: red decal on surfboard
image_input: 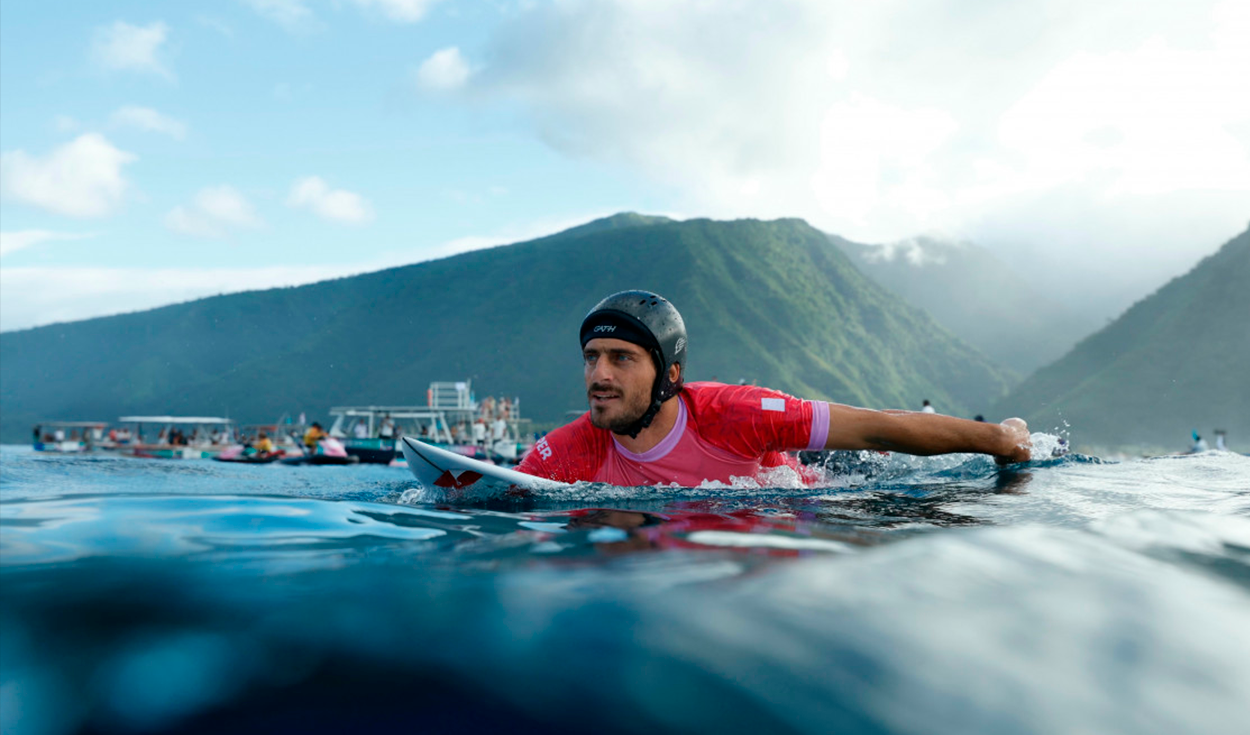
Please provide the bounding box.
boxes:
[433,470,483,489]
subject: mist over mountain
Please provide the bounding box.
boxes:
[993,226,1250,450]
[0,215,1014,443]
[837,235,1100,374]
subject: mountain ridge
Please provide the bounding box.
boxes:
[0,215,1013,443]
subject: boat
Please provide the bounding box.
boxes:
[31,421,112,453]
[328,380,533,466]
[213,452,286,464]
[280,453,360,466]
[211,443,287,464]
[279,436,359,466]
[236,419,308,455]
[115,416,237,459]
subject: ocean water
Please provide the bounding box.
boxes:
[2,442,1249,735]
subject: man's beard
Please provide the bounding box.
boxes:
[587,382,652,434]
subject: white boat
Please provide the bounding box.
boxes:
[115,416,237,459]
[31,421,111,453]
[328,380,533,465]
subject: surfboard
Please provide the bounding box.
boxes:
[399,436,569,499]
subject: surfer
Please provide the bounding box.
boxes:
[516,290,1032,486]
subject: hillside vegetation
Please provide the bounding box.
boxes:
[1,215,1015,442]
[992,226,1250,450]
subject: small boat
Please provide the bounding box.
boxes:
[328,380,533,466]
[32,421,111,453]
[280,454,360,466]
[214,452,285,464]
[280,436,359,466]
[212,445,286,464]
[116,416,237,459]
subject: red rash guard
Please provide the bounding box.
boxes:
[517,382,831,486]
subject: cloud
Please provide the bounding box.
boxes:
[286,176,374,224]
[90,21,173,79]
[110,106,187,140]
[350,0,439,23]
[1,134,136,218]
[0,230,94,258]
[165,186,262,238]
[242,0,318,32]
[416,47,470,90]
[458,0,1250,310]
[196,15,235,38]
[243,0,437,31]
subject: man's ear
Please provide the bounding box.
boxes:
[670,363,681,383]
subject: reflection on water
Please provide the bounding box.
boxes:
[1,447,1249,735]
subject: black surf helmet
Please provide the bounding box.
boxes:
[580,290,687,437]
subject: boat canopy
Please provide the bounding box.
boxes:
[117,416,235,424]
[36,421,109,427]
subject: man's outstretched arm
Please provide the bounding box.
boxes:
[823,405,1032,464]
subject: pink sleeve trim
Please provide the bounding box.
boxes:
[806,401,830,451]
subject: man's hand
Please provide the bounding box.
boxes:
[996,418,1032,465]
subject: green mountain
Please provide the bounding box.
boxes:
[0,215,1014,443]
[992,226,1250,450]
[837,235,1098,374]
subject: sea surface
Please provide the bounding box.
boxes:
[2,441,1249,735]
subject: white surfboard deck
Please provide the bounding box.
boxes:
[399,436,569,498]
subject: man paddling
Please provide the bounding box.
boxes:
[516,290,1031,486]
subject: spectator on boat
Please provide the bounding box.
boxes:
[491,417,508,442]
[304,422,327,451]
[353,420,369,439]
[517,290,1031,487]
[379,414,396,440]
[53,427,66,442]
[472,419,488,446]
[252,432,276,456]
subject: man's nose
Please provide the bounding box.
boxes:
[588,359,615,383]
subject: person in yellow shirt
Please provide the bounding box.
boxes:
[303,422,327,452]
[252,431,276,457]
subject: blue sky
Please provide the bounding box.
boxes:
[3,0,1248,331]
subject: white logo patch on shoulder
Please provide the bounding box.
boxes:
[761,398,786,412]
